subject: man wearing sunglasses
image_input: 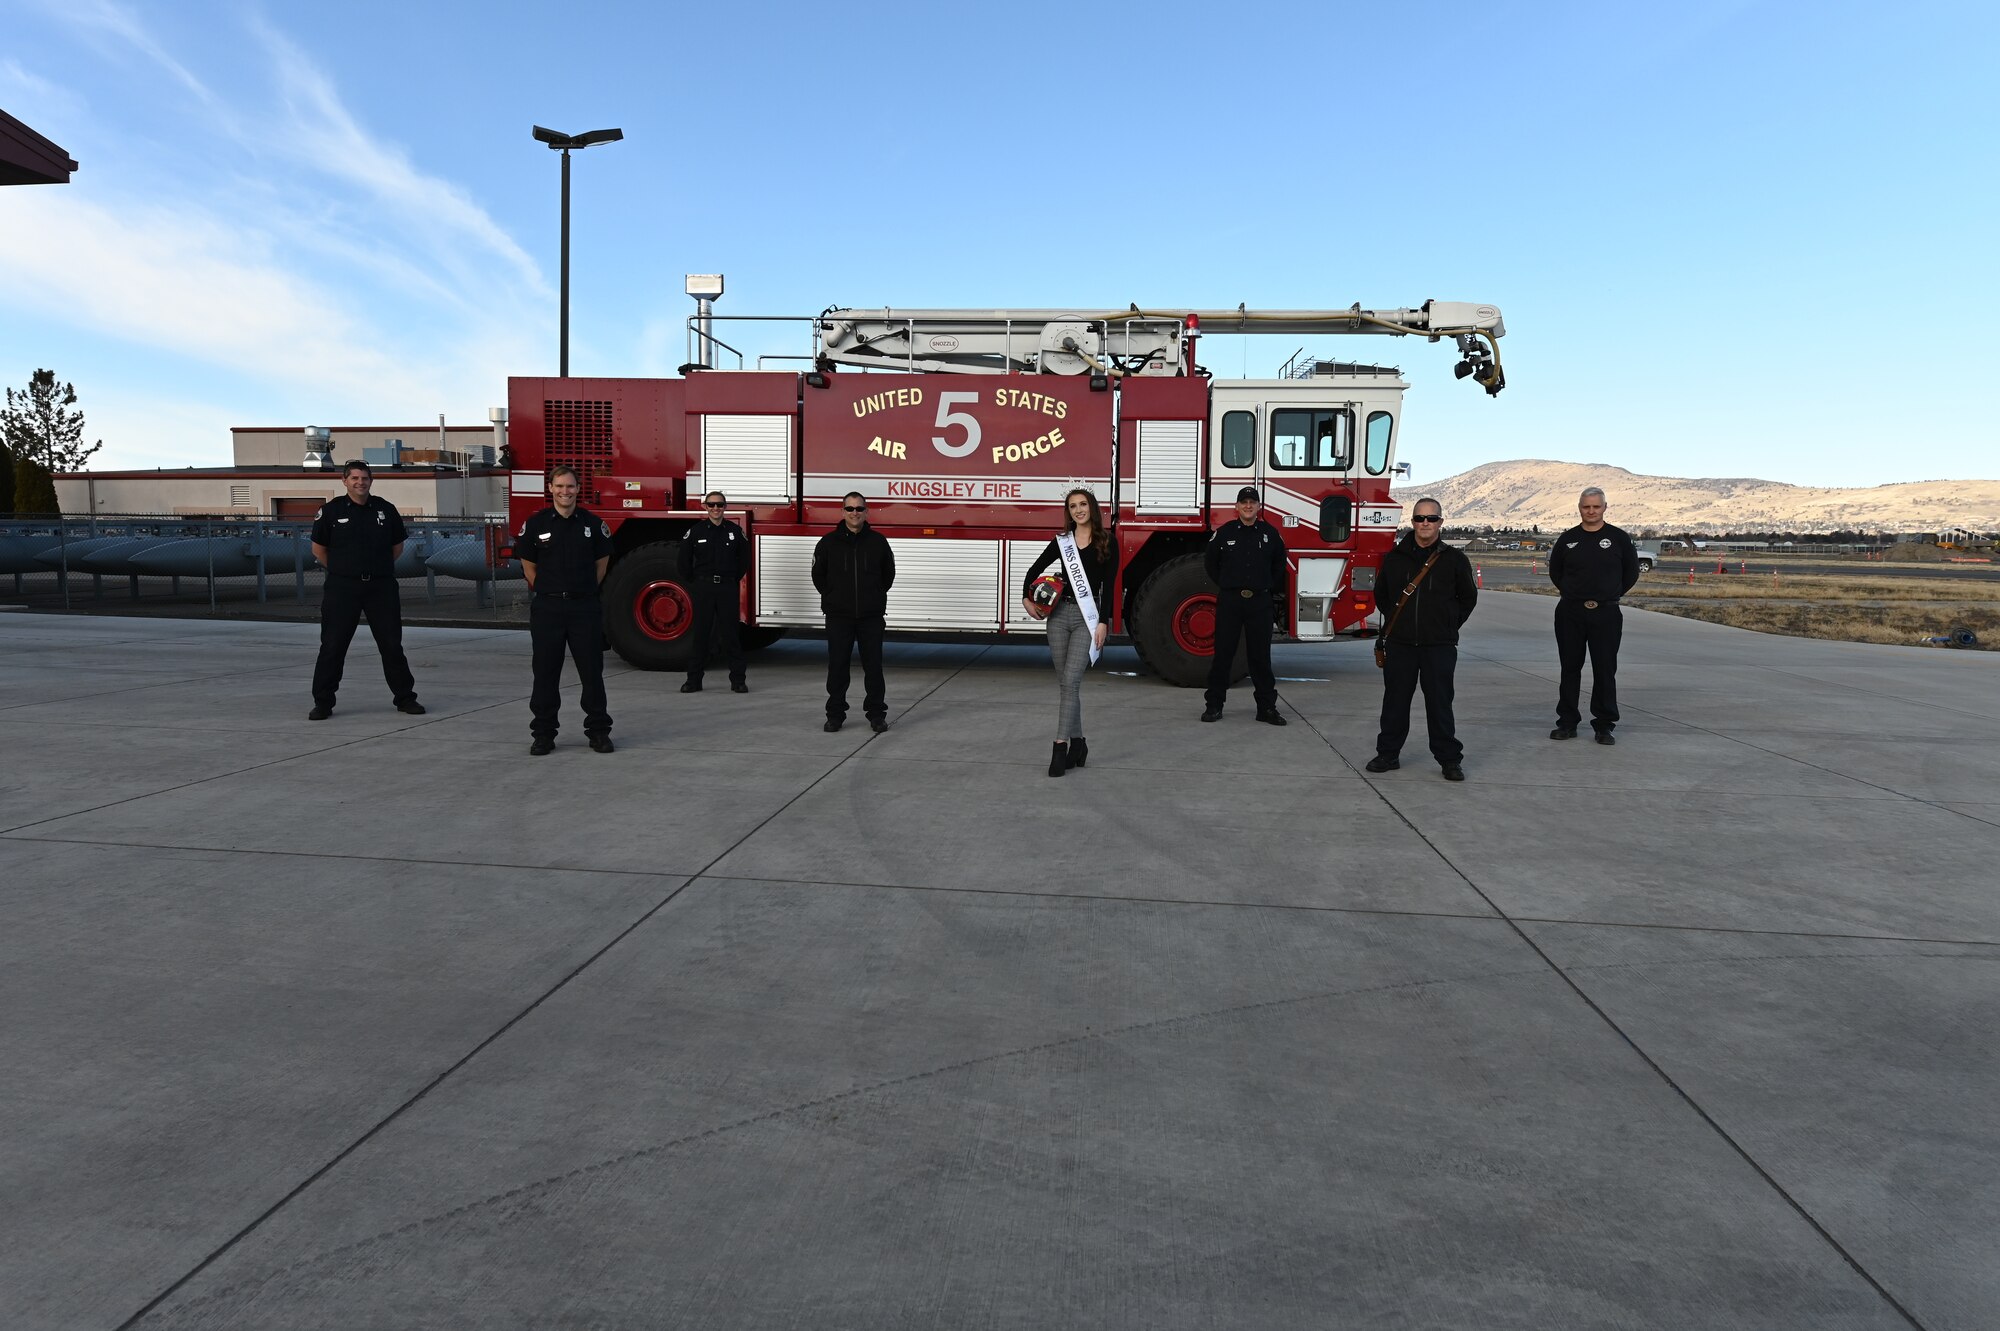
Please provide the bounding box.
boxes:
[1367,498,1478,781]
[812,492,897,732]
[676,490,752,693]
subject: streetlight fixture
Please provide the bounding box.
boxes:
[531,124,624,376]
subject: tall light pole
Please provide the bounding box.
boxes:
[531,125,623,377]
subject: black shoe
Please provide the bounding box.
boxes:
[395,700,426,715]
[1442,764,1466,781]
[1200,707,1223,723]
[529,736,554,756]
[589,734,615,753]
[1067,737,1087,768]
[680,680,702,693]
[1256,709,1288,726]
[1048,742,1068,777]
[1550,726,1577,740]
[1595,731,1616,745]
[869,717,889,733]
[307,705,333,721]
[1364,755,1399,773]
[730,680,749,694]
[824,718,842,732]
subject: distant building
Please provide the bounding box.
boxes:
[55,423,508,518]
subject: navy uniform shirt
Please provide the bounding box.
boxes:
[1548,522,1641,603]
[311,494,406,577]
[517,505,614,597]
[678,518,751,582]
[1204,517,1288,590]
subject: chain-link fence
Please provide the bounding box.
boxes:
[0,514,529,625]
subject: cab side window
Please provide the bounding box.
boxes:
[1364,411,1394,475]
[1220,411,1255,469]
[1269,408,1351,470]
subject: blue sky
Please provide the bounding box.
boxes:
[1,0,1992,487]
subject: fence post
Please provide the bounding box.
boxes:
[58,523,69,609]
[255,534,267,604]
[294,527,307,603]
[207,526,216,614]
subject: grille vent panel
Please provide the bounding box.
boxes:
[544,399,614,501]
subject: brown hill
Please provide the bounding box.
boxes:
[1394,461,2000,534]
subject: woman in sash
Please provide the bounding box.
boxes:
[1020,488,1117,778]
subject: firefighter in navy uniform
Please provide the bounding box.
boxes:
[308,460,422,720]
[677,490,752,693]
[518,464,615,755]
[1547,485,1642,744]
[1200,486,1289,725]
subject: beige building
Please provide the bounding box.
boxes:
[57,422,510,518]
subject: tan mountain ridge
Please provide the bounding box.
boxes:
[1392,461,2000,534]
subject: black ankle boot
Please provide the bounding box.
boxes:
[1048,742,1068,777]
[1067,737,1087,768]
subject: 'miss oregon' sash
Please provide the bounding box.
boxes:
[1057,532,1101,666]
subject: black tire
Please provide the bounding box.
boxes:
[1129,553,1249,688]
[602,543,702,671]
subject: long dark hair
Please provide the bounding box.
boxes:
[1064,488,1113,560]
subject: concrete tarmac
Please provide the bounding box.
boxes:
[2,594,1995,1330]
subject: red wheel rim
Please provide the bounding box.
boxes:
[635,580,693,642]
[1169,593,1218,656]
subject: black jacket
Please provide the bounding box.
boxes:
[1548,522,1640,603]
[812,522,896,618]
[1378,534,1478,646]
[678,518,750,582]
[1204,518,1287,591]
[1023,535,1117,620]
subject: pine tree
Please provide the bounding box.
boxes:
[1,369,103,474]
[12,455,59,515]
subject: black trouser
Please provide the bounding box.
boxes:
[825,614,886,721]
[530,595,610,739]
[1376,641,1462,766]
[1204,588,1276,710]
[1554,599,1623,733]
[313,574,415,708]
[685,579,746,685]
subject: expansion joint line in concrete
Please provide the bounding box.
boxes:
[110,646,993,1331]
[118,961,1564,1322]
[1468,643,1995,831]
[0,691,532,838]
[1277,685,1932,1331]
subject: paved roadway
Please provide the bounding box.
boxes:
[3,597,1996,1330]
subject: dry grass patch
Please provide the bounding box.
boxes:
[1504,573,2000,649]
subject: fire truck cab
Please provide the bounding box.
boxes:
[505,297,1504,687]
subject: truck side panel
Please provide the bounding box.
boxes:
[798,375,1113,530]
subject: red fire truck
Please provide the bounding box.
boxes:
[504,297,1505,687]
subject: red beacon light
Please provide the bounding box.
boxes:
[1184,313,1200,335]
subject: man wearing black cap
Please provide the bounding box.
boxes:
[1200,486,1288,725]
[678,490,752,694]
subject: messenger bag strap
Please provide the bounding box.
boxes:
[1379,546,1445,644]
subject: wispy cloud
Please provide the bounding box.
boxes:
[250,17,548,299]
[44,0,215,105]
[3,5,550,466]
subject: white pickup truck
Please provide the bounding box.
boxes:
[1632,539,1697,573]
